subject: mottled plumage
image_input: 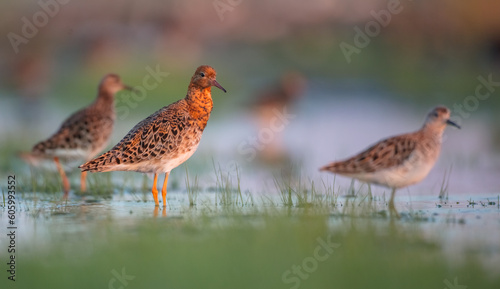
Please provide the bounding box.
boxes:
[320,106,460,217]
[31,101,114,160]
[21,74,131,195]
[80,65,226,207]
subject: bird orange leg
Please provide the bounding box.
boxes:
[54,157,70,197]
[388,188,400,219]
[80,171,87,192]
[152,173,159,206]
[161,172,169,207]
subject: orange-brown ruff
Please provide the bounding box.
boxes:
[21,74,130,196]
[320,106,460,218]
[80,65,226,207]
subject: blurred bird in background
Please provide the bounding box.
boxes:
[20,74,132,197]
[251,71,307,163]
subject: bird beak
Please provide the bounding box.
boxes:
[212,80,227,93]
[446,119,461,129]
[123,85,141,94]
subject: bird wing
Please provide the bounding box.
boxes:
[32,107,112,156]
[320,134,418,174]
[80,99,189,171]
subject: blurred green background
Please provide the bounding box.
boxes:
[2,0,500,110]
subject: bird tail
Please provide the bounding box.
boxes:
[19,152,44,166]
[319,163,334,172]
[319,161,347,173]
[79,151,118,172]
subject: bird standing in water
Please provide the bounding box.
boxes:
[21,74,132,197]
[320,106,460,218]
[80,65,226,207]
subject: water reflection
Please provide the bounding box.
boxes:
[153,206,167,218]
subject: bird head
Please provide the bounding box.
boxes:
[191,65,226,93]
[99,74,133,95]
[424,106,461,131]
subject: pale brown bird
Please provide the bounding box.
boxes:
[21,74,132,196]
[79,65,226,207]
[320,106,460,217]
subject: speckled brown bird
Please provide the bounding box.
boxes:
[79,65,226,207]
[320,106,460,218]
[21,74,131,196]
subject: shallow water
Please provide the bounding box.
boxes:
[4,190,499,270]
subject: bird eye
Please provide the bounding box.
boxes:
[200,72,205,77]
[433,112,439,117]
